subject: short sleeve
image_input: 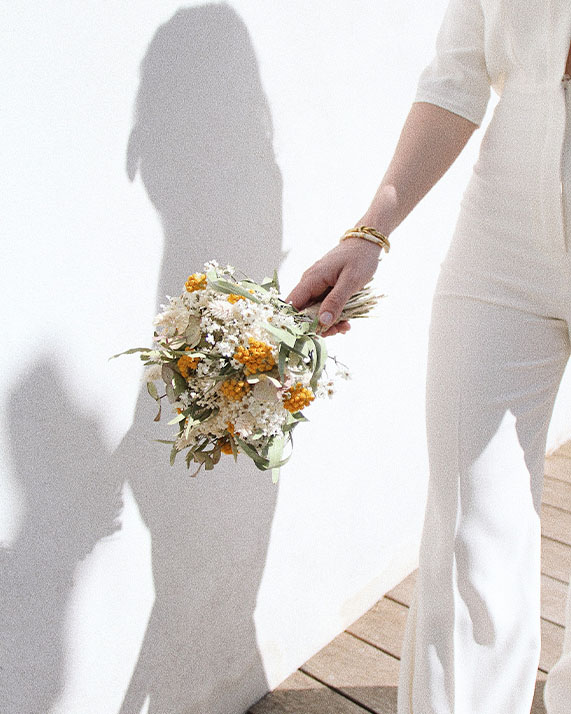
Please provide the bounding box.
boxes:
[413,0,491,127]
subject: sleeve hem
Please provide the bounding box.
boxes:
[412,93,485,128]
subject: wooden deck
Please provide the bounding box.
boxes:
[249,442,571,714]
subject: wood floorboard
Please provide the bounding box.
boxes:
[541,504,571,546]
[300,632,399,714]
[541,536,571,583]
[248,669,370,714]
[542,476,571,512]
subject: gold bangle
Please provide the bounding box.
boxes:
[339,226,391,253]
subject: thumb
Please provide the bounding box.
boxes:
[317,270,355,328]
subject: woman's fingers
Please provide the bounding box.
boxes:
[285,266,336,311]
[318,320,351,337]
[317,267,359,327]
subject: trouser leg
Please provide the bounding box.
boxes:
[397,292,570,714]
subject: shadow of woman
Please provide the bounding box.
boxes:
[116,5,285,712]
[1,358,122,713]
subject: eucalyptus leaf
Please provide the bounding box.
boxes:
[266,435,285,469]
[263,322,297,348]
[172,372,187,397]
[108,347,152,361]
[154,402,162,421]
[165,383,176,403]
[209,278,262,303]
[234,436,270,470]
[230,436,239,462]
[278,344,287,381]
[170,444,177,466]
[146,381,159,401]
[167,413,186,425]
[162,364,176,384]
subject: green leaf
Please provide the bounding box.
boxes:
[146,381,159,400]
[169,444,178,466]
[309,336,327,390]
[266,434,285,469]
[291,411,309,422]
[272,467,280,484]
[263,322,297,348]
[230,435,239,462]
[209,278,262,303]
[155,439,176,444]
[108,347,152,361]
[234,436,270,470]
[162,364,176,384]
[167,413,186,425]
[172,371,187,397]
[206,267,219,283]
[154,402,162,422]
[278,344,287,381]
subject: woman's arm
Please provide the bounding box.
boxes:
[285,100,479,336]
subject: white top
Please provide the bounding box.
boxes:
[413,0,571,127]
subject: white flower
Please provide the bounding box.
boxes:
[142,363,163,382]
[234,411,256,437]
[153,304,190,338]
[209,299,234,321]
[335,364,351,380]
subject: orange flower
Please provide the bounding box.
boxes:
[185,273,207,292]
[227,294,245,304]
[220,378,251,401]
[282,383,315,412]
[233,337,275,375]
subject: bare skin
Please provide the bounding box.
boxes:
[285,101,482,336]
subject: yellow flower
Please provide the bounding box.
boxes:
[177,348,201,379]
[220,378,251,401]
[185,273,207,292]
[233,337,275,375]
[282,383,315,412]
[227,294,245,304]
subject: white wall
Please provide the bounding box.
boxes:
[3,1,571,713]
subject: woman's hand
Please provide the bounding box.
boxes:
[285,237,382,337]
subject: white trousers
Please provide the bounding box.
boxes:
[397,80,571,714]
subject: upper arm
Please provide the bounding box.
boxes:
[413,0,491,128]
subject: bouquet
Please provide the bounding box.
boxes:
[110,260,382,482]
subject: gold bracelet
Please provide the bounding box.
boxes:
[339,226,391,253]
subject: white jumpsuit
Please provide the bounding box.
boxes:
[396,1,571,712]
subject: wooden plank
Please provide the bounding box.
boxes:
[541,574,568,626]
[541,504,571,546]
[531,675,547,714]
[385,570,417,608]
[540,618,565,672]
[549,441,571,460]
[346,597,408,660]
[248,670,369,714]
[301,631,399,714]
[545,455,571,484]
[542,477,571,512]
[542,537,571,583]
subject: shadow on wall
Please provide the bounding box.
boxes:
[1,4,284,714]
[119,4,284,714]
[1,361,123,714]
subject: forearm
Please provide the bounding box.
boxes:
[358,101,479,236]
